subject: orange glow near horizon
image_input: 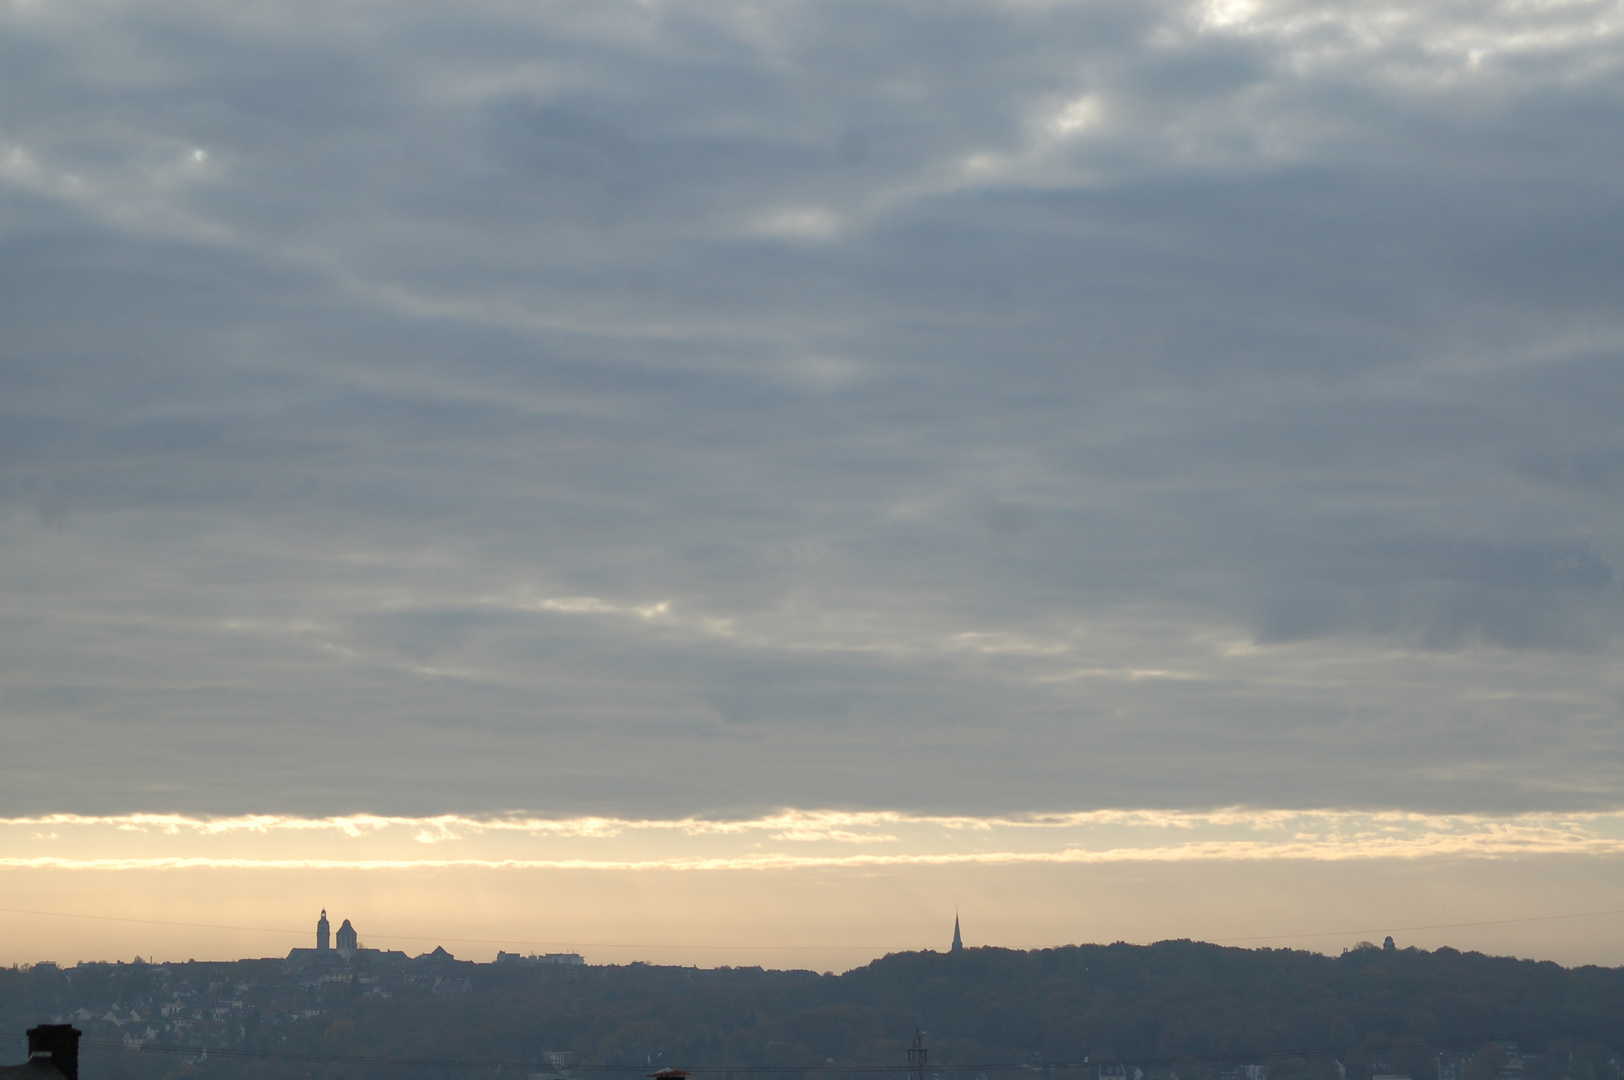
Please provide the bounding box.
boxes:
[3,840,1623,971]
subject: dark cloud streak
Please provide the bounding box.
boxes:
[2,0,1622,818]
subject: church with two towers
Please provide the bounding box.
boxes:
[285,909,408,971]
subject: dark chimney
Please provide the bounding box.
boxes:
[27,1025,80,1080]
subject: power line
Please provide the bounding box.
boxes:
[0,908,893,952]
[6,1025,1616,1076]
[0,909,309,939]
[1208,906,1624,943]
[3,903,1622,957]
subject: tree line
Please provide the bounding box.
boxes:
[2,941,1620,1080]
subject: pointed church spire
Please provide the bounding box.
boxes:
[951,911,963,952]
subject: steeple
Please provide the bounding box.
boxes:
[951,911,963,952]
[317,909,331,952]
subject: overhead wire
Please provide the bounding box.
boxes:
[3,1027,1621,1075]
[1206,906,1624,943]
[2,905,1623,955]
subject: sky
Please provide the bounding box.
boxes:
[3,0,1624,970]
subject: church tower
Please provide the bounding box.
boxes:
[951,912,963,953]
[317,909,331,951]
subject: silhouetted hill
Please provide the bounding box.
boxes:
[4,943,1622,1080]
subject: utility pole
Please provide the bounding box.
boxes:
[910,1031,928,1080]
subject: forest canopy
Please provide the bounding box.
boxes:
[3,942,1621,1080]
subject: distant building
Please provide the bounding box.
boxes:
[951,913,963,953]
[336,919,358,953]
[1220,1067,1266,1080]
[286,910,408,973]
[495,951,585,966]
[528,1050,579,1080]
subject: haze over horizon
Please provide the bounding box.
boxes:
[3,0,1624,969]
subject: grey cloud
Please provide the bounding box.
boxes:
[1255,539,1618,649]
[3,0,1624,819]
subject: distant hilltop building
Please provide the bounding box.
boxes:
[286,909,410,972]
[951,913,963,953]
[287,909,580,972]
[496,951,585,966]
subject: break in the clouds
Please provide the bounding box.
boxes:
[8,809,1624,870]
[2,0,1623,821]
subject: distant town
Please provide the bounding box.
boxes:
[5,911,585,1058]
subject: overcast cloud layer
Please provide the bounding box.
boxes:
[3,0,1623,820]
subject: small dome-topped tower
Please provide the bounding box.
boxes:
[317,909,331,951]
[336,918,357,952]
